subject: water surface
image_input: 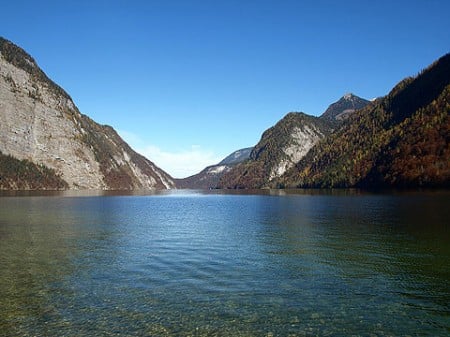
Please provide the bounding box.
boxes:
[0,190,449,336]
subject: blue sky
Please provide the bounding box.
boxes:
[2,0,449,177]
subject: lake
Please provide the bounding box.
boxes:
[0,189,449,336]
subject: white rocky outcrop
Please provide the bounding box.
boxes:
[269,125,324,180]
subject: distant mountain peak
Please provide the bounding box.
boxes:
[218,147,253,166]
[176,147,253,189]
[343,93,354,99]
[320,93,370,122]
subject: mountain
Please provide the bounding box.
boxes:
[175,147,252,189]
[280,53,450,188]
[0,37,175,190]
[320,93,370,123]
[218,147,253,165]
[216,93,371,189]
[218,112,332,189]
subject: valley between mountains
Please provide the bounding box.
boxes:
[1,37,449,190]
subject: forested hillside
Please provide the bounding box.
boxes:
[0,151,68,190]
[280,54,450,188]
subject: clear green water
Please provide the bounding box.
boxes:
[0,190,449,336]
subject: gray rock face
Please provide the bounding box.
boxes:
[0,37,174,189]
[248,112,331,181]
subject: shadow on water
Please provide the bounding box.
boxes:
[250,191,450,335]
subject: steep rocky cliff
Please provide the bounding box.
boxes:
[0,37,174,189]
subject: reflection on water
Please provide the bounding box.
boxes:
[0,190,449,336]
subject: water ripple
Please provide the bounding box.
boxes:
[0,191,449,336]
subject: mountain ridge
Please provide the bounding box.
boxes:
[2,37,447,190]
[175,147,253,189]
[216,93,371,189]
[0,37,175,190]
[279,53,450,188]
[217,112,333,189]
